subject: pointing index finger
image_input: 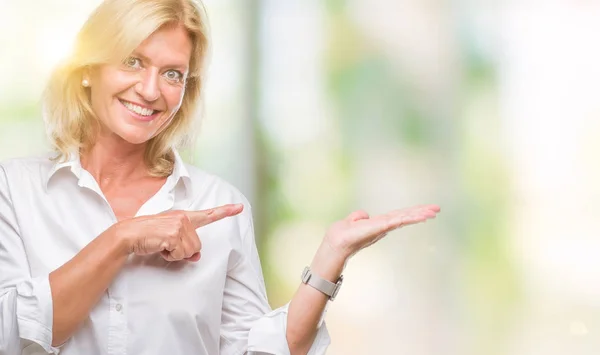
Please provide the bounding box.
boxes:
[185,203,244,229]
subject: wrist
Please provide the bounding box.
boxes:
[309,241,348,283]
[107,223,133,257]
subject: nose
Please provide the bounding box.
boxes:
[135,68,160,102]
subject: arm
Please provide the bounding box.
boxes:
[51,204,242,346]
[220,203,438,354]
[220,204,331,355]
[48,227,129,346]
[0,171,50,353]
[0,160,242,351]
[285,243,344,355]
[0,165,110,353]
[0,165,131,349]
[285,207,440,354]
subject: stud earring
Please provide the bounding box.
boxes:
[82,79,90,87]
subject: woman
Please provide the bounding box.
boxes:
[0,0,440,354]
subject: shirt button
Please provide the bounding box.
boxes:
[115,304,123,312]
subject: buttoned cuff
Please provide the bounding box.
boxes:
[247,303,330,355]
[14,275,59,354]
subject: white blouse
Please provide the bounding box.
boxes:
[0,152,330,355]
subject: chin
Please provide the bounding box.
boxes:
[115,127,158,145]
[121,136,151,145]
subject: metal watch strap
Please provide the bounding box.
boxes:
[300,266,343,300]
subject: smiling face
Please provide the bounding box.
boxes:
[86,23,193,145]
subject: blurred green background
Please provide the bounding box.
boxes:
[2,0,600,354]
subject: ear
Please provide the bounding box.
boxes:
[81,67,92,87]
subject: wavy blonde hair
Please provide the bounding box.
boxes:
[43,0,209,176]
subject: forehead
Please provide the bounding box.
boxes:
[134,24,192,68]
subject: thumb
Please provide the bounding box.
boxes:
[159,240,174,251]
[345,210,370,222]
[185,203,244,229]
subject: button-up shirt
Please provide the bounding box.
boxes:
[0,152,330,355]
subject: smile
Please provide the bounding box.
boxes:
[119,99,159,117]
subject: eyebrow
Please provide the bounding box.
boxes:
[131,51,189,72]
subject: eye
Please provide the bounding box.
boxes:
[164,69,184,83]
[123,56,141,69]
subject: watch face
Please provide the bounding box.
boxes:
[330,276,343,300]
[331,286,340,300]
[301,267,311,283]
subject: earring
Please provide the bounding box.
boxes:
[82,79,90,87]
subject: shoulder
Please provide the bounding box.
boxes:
[0,154,54,182]
[0,155,54,202]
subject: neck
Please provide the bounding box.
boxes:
[80,134,149,187]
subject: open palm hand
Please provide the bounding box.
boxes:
[324,204,440,260]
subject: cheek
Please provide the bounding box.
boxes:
[90,70,133,113]
[165,85,186,113]
[156,88,184,128]
[89,87,112,121]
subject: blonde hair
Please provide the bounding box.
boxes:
[43,0,210,176]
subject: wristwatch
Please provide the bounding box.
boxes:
[301,266,344,301]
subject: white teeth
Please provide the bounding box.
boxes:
[121,100,155,116]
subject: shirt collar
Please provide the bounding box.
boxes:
[44,149,193,198]
[170,149,193,197]
[44,151,83,189]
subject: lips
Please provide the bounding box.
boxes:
[119,99,162,122]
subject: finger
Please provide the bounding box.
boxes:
[165,250,200,262]
[164,251,185,262]
[383,207,439,226]
[185,203,244,229]
[160,250,171,261]
[167,242,186,261]
[426,204,441,213]
[346,217,394,241]
[343,206,439,250]
[410,204,440,212]
[408,207,439,220]
[386,204,440,218]
[359,211,429,237]
[159,239,175,252]
[389,212,429,228]
[414,205,440,218]
[182,216,202,252]
[181,223,201,258]
[185,251,201,262]
[345,210,370,222]
[186,231,201,255]
[179,237,195,259]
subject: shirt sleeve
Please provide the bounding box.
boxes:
[219,205,330,355]
[0,165,59,354]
